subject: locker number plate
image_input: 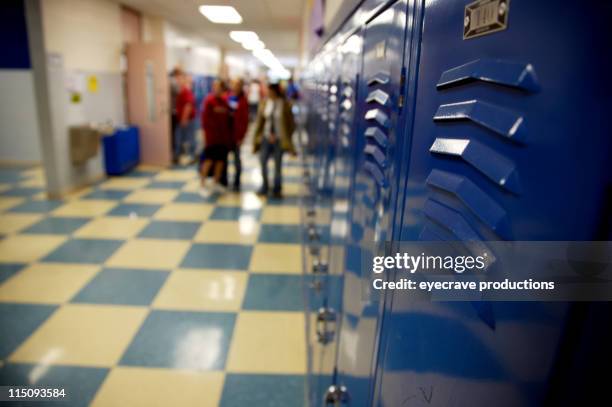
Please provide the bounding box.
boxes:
[464,0,509,39]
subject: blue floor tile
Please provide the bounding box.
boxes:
[82,189,130,200]
[1,187,42,197]
[258,224,301,244]
[138,221,200,240]
[0,303,57,359]
[8,200,63,213]
[120,310,236,370]
[72,268,169,306]
[0,363,108,405]
[181,244,252,270]
[267,195,300,206]
[220,374,304,407]
[22,217,90,235]
[107,203,161,217]
[0,169,25,183]
[242,274,304,311]
[43,239,123,264]
[0,263,26,284]
[209,206,261,221]
[174,191,217,203]
[148,181,186,189]
[124,170,157,178]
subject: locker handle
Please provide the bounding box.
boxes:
[429,138,521,194]
[364,144,388,169]
[366,89,390,106]
[316,307,336,344]
[426,169,510,238]
[365,108,390,128]
[436,58,540,92]
[433,100,526,143]
[365,127,388,148]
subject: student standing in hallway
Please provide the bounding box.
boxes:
[174,73,197,163]
[200,80,231,197]
[225,78,249,191]
[253,83,296,198]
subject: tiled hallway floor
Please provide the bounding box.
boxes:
[0,153,306,406]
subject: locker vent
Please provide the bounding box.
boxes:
[363,71,392,188]
[423,58,540,241]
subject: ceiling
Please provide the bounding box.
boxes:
[118,0,306,56]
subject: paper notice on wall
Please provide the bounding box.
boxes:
[66,71,85,93]
[87,75,98,93]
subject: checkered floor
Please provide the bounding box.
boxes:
[0,151,307,406]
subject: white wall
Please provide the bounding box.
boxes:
[37,0,125,195]
[0,70,42,163]
[164,22,221,76]
[42,0,122,72]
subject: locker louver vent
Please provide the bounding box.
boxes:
[424,58,540,241]
[363,71,391,188]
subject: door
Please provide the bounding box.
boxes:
[126,43,171,166]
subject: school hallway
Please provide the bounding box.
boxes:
[0,147,307,406]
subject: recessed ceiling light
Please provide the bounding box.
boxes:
[229,31,258,43]
[242,39,265,50]
[199,5,243,24]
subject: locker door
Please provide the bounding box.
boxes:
[306,30,365,407]
[325,1,410,405]
[305,48,343,406]
[374,0,612,406]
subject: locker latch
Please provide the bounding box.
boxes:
[324,384,349,405]
[398,66,407,109]
[316,307,336,344]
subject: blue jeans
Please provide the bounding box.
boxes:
[260,138,283,192]
[174,120,195,159]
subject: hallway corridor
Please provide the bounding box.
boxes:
[0,151,306,406]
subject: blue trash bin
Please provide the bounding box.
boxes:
[102,126,140,176]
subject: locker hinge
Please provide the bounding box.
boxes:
[398,67,407,109]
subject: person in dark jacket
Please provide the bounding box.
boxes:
[224,78,249,191]
[199,80,231,197]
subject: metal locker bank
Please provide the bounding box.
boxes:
[298,0,612,406]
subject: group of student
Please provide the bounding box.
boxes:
[172,71,296,199]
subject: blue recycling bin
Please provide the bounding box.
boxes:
[102,126,140,176]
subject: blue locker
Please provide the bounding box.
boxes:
[323,1,412,406]
[372,0,612,406]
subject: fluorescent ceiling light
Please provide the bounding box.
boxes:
[229,31,258,43]
[242,39,265,50]
[199,5,242,24]
[253,48,287,73]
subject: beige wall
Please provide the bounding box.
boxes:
[42,0,122,72]
[142,14,164,43]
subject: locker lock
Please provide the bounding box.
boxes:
[324,384,349,405]
[316,307,336,344]
[312,259,328,274]
[306,207,316,218]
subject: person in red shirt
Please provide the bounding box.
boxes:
[174,73,196,163]
[223,78,249,191]
[199,79,231,196]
